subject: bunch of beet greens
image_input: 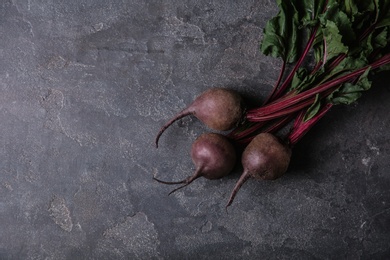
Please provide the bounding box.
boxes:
[154,0,390,208]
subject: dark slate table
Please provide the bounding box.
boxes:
[1,0,389,259]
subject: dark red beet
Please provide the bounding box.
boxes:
[154,133,236,194]
[155,88,244,148]
[226,133,291,208]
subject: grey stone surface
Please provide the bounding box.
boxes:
[0,0,389,259]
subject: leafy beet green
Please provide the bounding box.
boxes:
[230,0,390,145]
[260,0,330,63]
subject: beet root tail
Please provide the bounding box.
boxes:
[153,168,202,195]
[167,173,200,195]
[226,171,251,210]
[155,109,192,148]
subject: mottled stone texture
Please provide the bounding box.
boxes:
[0,0,389,259]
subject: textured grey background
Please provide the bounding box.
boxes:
[1,0,389,259]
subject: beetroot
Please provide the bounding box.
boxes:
[226,133,291,208]
[154,133,236,194]
[155,88,244,147]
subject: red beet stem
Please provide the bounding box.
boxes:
[247,97,316,121]
[271,26,319,101]
[247,53,390,120]
[263,60,287,105]
[360,23,377,42]
[327,53,347,72]
[155,108,192,148]
[228,122,267,140]
[264,114,295,133]
[311,59,324,75]
[288,103,333,145]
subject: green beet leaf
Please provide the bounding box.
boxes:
[304,94,322,121]
[260,1,299,63]
[328,67,372,105]
[319,19,349,63]
[260,0,330,63]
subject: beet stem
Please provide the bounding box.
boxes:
[264,114,295,133]
[247,97,316,122]
[155,109,192,148]
[288,103,333,145]
[271,26,319,101]
[263,60,287,105]
[229,122,266,140]
[226,171,251,209]
[247,53,390,120]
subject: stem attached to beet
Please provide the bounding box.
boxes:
[270,26,320,102]
[247,53,390,122]
[263,60,287,105]
[288,103,333,145]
